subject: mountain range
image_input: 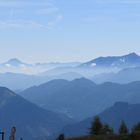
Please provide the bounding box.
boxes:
[0,87,74,140]
[1,52,140,75]
[62,102,140,137]
[1,52,140,139]
[1,52,140,90]
[20,78,140,121]
[81,52,140,69]
[33,52,140,77]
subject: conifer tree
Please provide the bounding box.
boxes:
[89,116,103,135]
[102,124,114,135]
[56,134,65,140]
[119,121,129,135]
[132,122,140,135]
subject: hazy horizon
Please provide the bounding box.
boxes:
[0,52,139,64]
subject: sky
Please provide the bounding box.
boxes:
[0,0,140,63]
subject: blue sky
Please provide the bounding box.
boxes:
[0,0,140,63]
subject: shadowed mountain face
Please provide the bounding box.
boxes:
[21,78,140,120]
[0,87,74,140]
[21,78,97,120]
[20,79,70,104]
[62,102,140,137]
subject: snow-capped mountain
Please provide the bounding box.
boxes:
[81,52,140,69]
[2,58,31,67]
[0,53,140,75]
[0,58,36,74]
[44,52,140,77]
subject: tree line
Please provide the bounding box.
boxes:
[89,116,140,140]
[57,116,140,140]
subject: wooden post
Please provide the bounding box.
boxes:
[9,127,16,140]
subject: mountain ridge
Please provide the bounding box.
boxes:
[0,52,140,75]
[0,87,74,140]
[21,78,140,120]
[81,52,140,68]
[62,102,140,137]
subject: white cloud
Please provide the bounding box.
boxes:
[5,64,11,67]
[0,20,42,28]
[0,0,63,29]
[0,19,60,29]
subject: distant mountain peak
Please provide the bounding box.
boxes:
[81,52,140,69]
[71,77,96,86]
[72,77,92,82]
[125,52,139,57]
[7,58,24,64]
[3,58,29,67]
